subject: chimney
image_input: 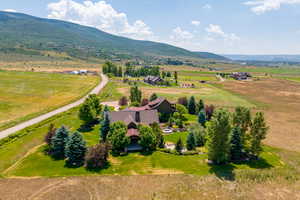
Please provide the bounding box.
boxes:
[135,111,141,122]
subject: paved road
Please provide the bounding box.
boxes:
[0,74,108,140]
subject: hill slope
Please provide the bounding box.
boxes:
[0,11,225,62]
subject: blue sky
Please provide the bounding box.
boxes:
[1,0,300,54]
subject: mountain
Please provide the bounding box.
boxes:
[223,54,300,63]
[0,11,225,62]
[194,52,229,61]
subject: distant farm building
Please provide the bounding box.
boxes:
[231,72,251,80]
[144,76,163,85]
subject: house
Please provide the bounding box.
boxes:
[144,75,163,85]
[108,110,159,151]
[231,72,251,80]
[124,97,175,115]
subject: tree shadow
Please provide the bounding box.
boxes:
[140,151,154,156]
[77,120,99,133]
[85,162,111,173]
[233,157,273,169]
[209,163,236,181]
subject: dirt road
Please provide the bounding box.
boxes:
[0,74,108,140]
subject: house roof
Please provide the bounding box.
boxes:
[108,110,159,125]
[127,128,139,137]
[124,97,167,112]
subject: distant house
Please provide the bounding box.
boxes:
[144,76,163,85]
[108,110,159,151]
[124,97,175,115]
[231,72,251,80]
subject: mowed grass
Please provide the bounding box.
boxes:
[5,144,283,177]
[0,70,99,130]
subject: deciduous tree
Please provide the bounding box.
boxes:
[107,122,130,154]
[45,123,56,145]
[85,143,110,169]
[139,125,156,152]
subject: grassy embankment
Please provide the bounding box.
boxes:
[0,70,99,131]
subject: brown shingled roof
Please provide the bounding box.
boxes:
[108,110,159,125]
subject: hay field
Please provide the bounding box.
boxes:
[0,70,99,130]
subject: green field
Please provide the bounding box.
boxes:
[235,67,300,75]
[0,70,99,131]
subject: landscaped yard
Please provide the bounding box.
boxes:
[0,70,99,130]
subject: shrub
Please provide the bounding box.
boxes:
[85,143,110,169]
[150,93,158,101]
[45,124,56,146]
[177,97,188,108]
[176,104,188,115]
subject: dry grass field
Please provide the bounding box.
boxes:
[222,78,300,152]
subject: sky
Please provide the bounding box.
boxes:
[1,0,300,54]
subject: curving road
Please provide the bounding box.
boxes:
[0,73,108,140]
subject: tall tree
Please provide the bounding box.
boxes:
[174,71,178,85]
[79,101,96,125]
[186,132,196,151]
[130,85,142,103]
[150,122,165,148]
[197,99,205,113]
[249,112,268,158]
[118,66,123,77]
[150,93,158,101]
[161,71,166,79]
[107,122,130,154]
[206,109,232,164]
[139,125,157,152]
[230,126,243,161]
[188,96,196,115]
[50,126,70,159]
[87,94,102,115]
[65,132,87,167]
[45,123,57,146]
[198,109,206,127]
[233,106,252,149]
[100,112,110,142]
[188,123,206,147]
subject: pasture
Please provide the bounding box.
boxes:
[0,70,99,130]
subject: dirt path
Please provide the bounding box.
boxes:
[0,74,108,140]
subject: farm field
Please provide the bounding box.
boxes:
[0,70,99,131]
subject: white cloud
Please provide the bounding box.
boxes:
[3,9,17,13]
[206,24,240,42]
[203,4,212,9]
[170,27,194,41]
[47,0,153,40]
[191,20,201,26]
[244,0,300,14]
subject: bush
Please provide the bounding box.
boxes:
[177,97,188,108]
[119,96,128,106]
[45,124,56,146]
[182,150,199,156]
[85,143,110,169]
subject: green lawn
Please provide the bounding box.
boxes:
[0,70,99,131]
[235,67,300,75]
[278,76,300,83]
[98,81,123,101]
[164,132,189,145]
[6,145,283,177]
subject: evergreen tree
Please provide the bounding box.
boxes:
[100,113,110,142]
[230,126,243,161]
[186,132,196,150]
[118,66,123,77]
[197,99,205,113]
[249,112,268,158]
[50,126,70,159]
[206,109,232,164]
[139,125,157,152]
[175,137,183,154]
[188,96,196,115]
[150,93,158,101]
[198,109,206,127]
[65,132,87,167]
[107,122,130,154]
[162,71,166,79]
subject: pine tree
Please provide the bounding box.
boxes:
[206,109,232,164]
[65,132,87,167]
[150,93,158,101]
[230,126,243,161]
[50,126,69,159]
[100,113,110,142]
[197,99,205,113]
[249,112,268,158]
[174,71,178,85]
[175,137,183,154]
[198,109,206,127]
[186,132,196,150]
[188,96,196,115]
